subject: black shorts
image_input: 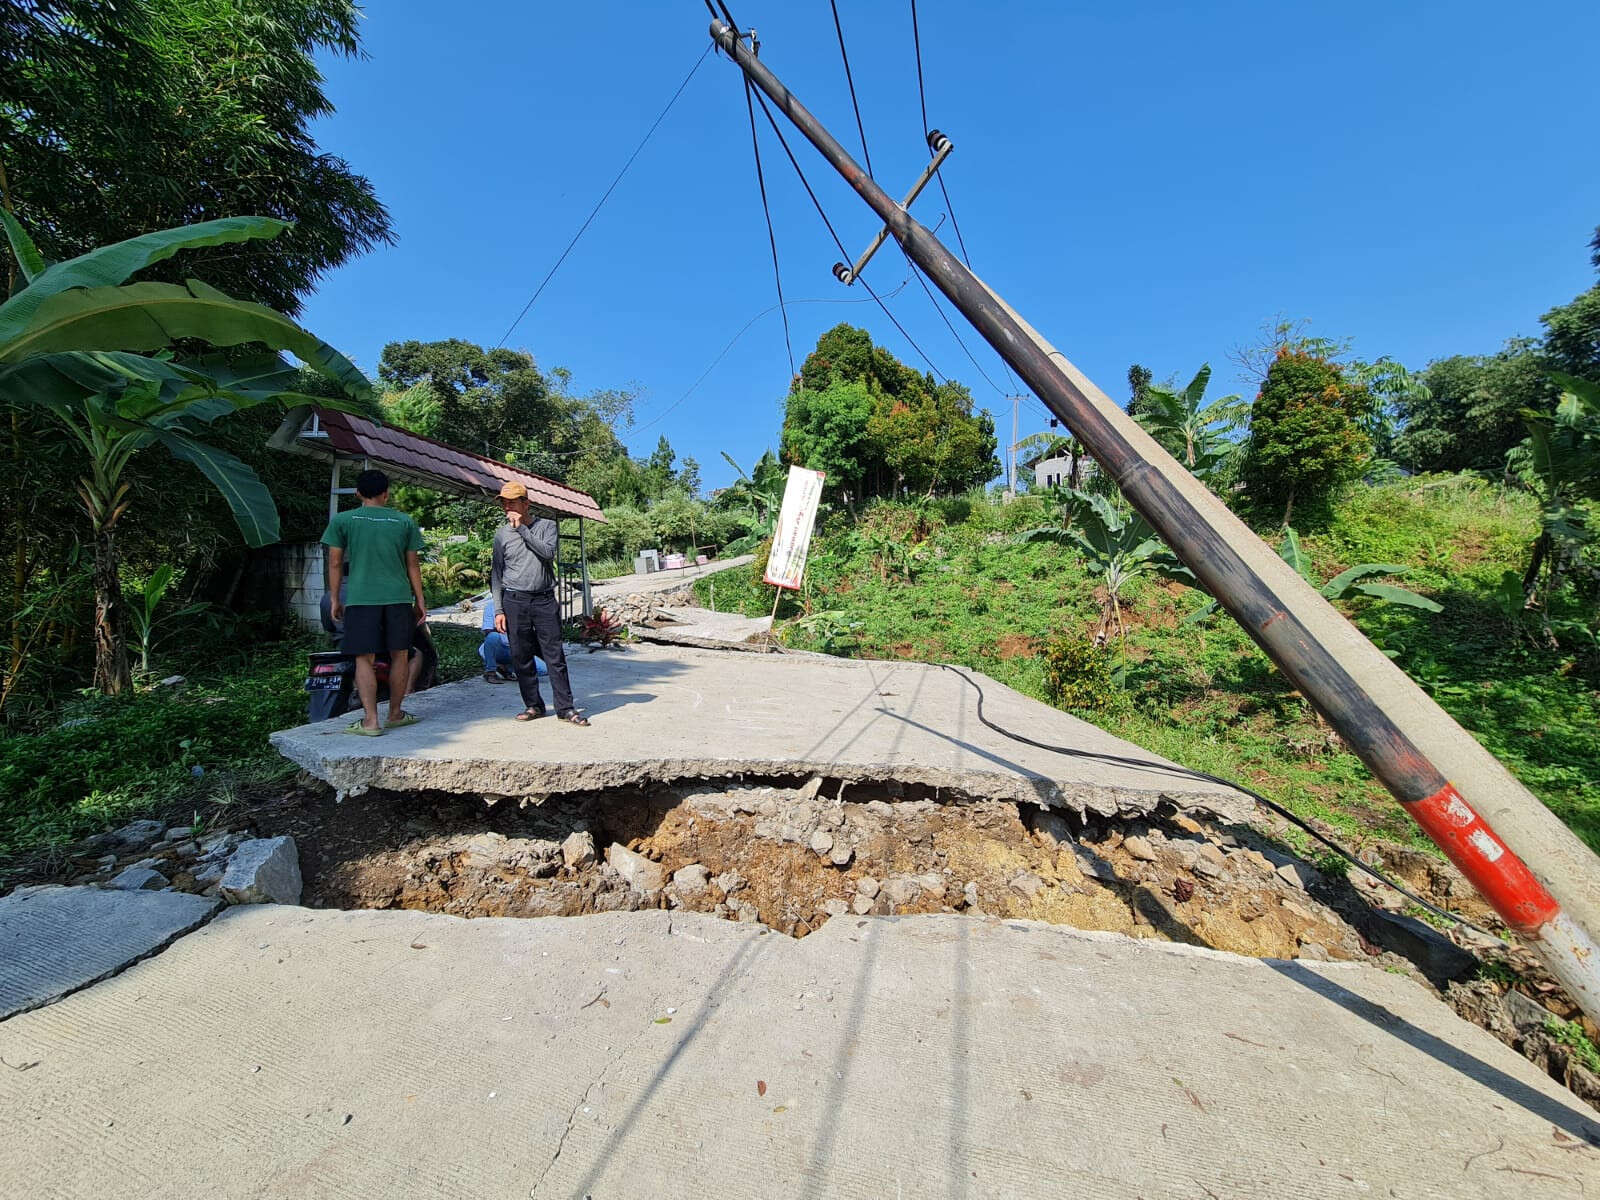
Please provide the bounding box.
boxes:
[342,603,415,656]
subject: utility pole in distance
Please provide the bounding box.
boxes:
[706,16,1600,1019]
[1007,395,1019,496]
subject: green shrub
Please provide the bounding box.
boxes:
[1040,633,1118,715]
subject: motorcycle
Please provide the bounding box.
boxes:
[304,590,438,722]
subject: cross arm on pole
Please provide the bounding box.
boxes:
[832,132,953,287]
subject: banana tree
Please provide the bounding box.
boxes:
[716,448,786,554]
[1133,363,1250,482]
[0,212,371,694]
[1018,488,1194,644]
[1505,374,1600,615]
[1184,527,1442,624]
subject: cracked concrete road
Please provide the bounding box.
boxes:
[271,643,1249,820]
[4,906,1597,1198]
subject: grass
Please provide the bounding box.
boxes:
[0,620,483,864]
[696,479,1599,855]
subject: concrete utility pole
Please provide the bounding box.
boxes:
[1008,395,1019,494]
[707,17,1600,1021]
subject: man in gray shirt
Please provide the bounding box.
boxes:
[491,480,588,725]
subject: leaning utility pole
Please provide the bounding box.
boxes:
[707,17,1600,1019]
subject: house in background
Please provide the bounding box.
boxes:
[1024,441,1097,490]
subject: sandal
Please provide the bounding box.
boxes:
[386,713,421,729]
[514,707,547,722]
[557,710,591,727]
[344,721,385,737]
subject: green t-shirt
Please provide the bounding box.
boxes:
[320,505,424,607]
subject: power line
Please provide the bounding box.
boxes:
[905,261,1004,395]
[741,74,797,380]
[744,83,947,382]
[495,43,712,348]
[627,275,911,441]
[908,0,971,269]
[828,0,874,178]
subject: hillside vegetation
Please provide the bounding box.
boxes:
[697,477,1600,854]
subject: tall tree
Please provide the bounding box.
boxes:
[1241,349,1374,526]
[784,324,997,501]
[1126,363,1154,418]
[1396,341,1552,474]
[378,339,563,458]
[0,0,392,314]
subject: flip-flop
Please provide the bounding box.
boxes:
[386,713,421,729]
[345,721,385,737]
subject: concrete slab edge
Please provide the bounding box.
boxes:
[2,894,222,1022]
[265,739,1251,822]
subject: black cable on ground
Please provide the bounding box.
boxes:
[496,43,712,347]
[935,663,1506,944]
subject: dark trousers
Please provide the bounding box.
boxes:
[503,589,574,714]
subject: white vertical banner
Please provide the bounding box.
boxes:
[763,465,826,591]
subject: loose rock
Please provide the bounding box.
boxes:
[111,820,165,851]
[562,830,597,870]
[108,866,168,891]
[606,844,666,895]
[219,837,303,906]
[672,864,711,894]
[1123,836,1158,863]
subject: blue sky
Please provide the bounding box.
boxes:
[301,0,1600,492]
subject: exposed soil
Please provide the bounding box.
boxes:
[12,772,1598,1111]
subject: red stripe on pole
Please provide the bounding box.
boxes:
[1410,784,1561,934]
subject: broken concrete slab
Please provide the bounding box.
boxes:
[219,836,302,906]
[270,642,1248,821]
[0,886,219,1019]
[634,605,773,650]
[2,906,1595,1198]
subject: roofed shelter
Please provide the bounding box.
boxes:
[267,406,606,628]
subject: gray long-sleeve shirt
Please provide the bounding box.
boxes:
[491,518,559,612]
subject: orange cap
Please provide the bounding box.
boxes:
[497,480,527,501]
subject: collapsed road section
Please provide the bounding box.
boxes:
[269,642,1249,819]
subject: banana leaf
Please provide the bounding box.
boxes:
[0,278,371,400]
[0,216,288,336]
[1348,582,1443,611]
[1,209,46,285]
[152,426,280,547]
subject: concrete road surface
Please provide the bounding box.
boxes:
[270,643,1248,819]
[4,906,1596,1199]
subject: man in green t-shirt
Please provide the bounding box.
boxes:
[320,469,427,735]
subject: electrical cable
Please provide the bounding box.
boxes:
[908,0,971,268]
[906,261,1005,396]
[745,84,947,382]
[627,274,911,441]
[934,663,1506,943]
[741,73,797,380]
[495,43,712,348]
[828,0,874,179]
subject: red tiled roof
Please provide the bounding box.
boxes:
[312,409,606,523]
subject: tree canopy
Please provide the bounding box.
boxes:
[0,0,392,314]
[781,324,998,502]
[1241,348,1374,524]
